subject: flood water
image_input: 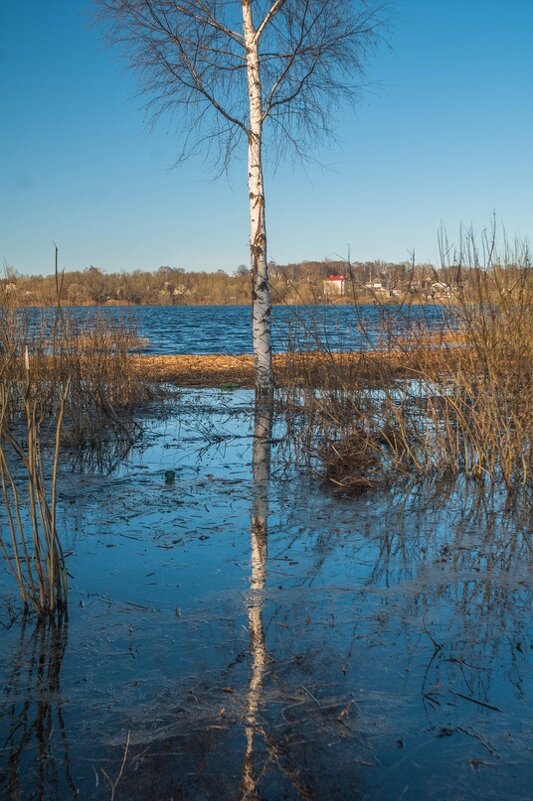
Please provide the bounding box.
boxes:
[1,390,531,800]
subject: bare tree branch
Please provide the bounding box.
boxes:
[168,0,245,47]
[254,0,288,43]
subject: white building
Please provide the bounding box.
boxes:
[323,275,346,296]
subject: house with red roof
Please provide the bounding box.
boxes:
[323,275,346,296]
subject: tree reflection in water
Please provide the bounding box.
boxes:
[241,398,323,800]
[240,397,271,800]
[1,398,530,801]
[0,615,76,801]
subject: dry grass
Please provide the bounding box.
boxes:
[128,350,426,388]
[0,369,69,617]
[0,292,153,616]
[282,230,533,495]
[1,300,153,445]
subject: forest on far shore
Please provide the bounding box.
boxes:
[1,258,502,306]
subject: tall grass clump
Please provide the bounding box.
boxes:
[1,257,153,614]
[0,293,152,446]
[282,225,533,496]
[0,355,69,617]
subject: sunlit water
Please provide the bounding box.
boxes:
[1,390,531,801]
[22,303,447,354]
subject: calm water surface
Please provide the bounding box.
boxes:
[0,390,531,801]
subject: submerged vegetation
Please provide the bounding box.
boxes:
[1,388,531,801]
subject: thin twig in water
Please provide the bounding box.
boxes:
[302,685,320,706]
[101,730,131,801]
[451,691,502,712]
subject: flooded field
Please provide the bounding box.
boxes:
[1,389,532,800]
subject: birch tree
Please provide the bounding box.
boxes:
[98,0,387,396]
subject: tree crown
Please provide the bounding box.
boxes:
[98,0,388,169]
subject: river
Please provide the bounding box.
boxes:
[24,303,448,354]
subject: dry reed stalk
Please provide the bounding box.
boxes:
[0,251,152,615]
[0,351,69,617]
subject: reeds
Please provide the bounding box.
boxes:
[0,353,69,617]
[0,294,153,445]
[0,258,153,615]
[282,226,533,495]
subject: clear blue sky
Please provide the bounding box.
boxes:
[1,0,532,275]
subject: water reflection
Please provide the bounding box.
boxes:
[0,616,76,801]
[1,393,531,800]
[241,398,272,800]
[68,436,137,475]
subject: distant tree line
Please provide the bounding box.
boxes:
[2,259,526,307]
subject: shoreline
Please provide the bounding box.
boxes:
[10,297,448,309]
[129,351,422,388]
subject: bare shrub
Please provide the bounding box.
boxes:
[319,427,383,492]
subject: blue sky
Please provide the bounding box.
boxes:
[1,0,532,275]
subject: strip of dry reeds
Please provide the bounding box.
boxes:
[0,298,153,445]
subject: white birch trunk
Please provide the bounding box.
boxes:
[242,0,273,399]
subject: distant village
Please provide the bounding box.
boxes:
[1,258,493,306]
[321,273,452,301]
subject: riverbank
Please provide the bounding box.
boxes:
[10,295,436,308]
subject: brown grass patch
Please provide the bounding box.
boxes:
[128,350,453,389]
